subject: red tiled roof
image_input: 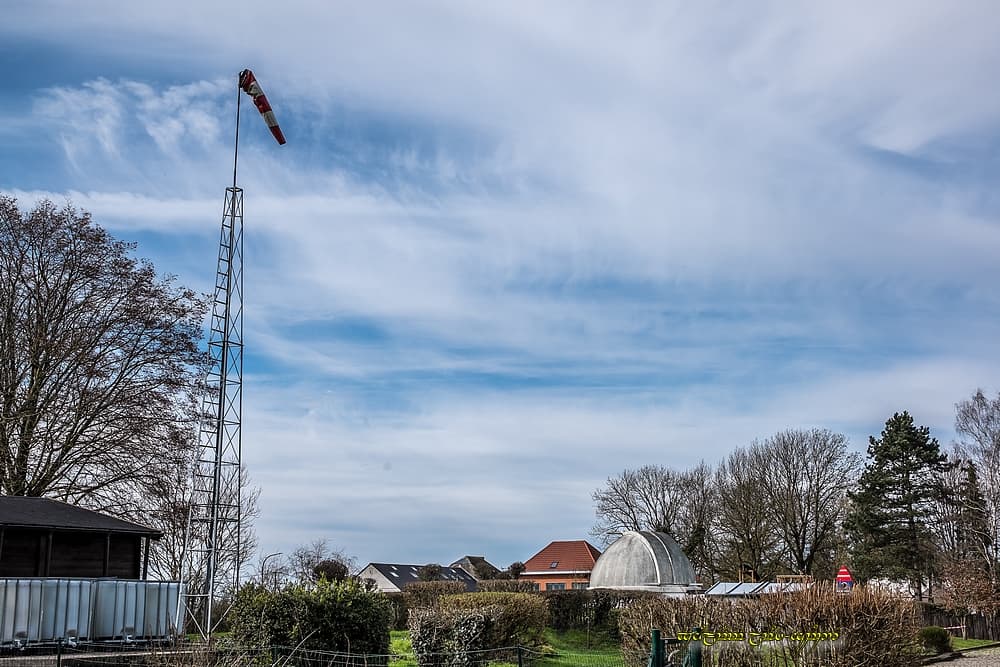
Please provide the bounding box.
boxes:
[522,540,602,573]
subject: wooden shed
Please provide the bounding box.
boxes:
[0,496,161,579]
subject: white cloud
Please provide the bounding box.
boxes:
[4,2,1000,564]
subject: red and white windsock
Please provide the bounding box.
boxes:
[239,69,286,145]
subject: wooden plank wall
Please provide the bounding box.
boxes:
[0,529,142,578]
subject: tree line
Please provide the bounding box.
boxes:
[592,398,1000,610]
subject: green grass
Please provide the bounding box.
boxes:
[388,628,623,666]
[952,637,998,650]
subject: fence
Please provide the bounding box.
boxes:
[0,643,628,667]
[921,604,1000,641]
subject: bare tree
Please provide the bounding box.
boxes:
[673,461,720,582]
[715,447,781,581]
[592,462,721,580]
[756,429,860,577]
[954,389,1000,577]
[591,464,689,542]
[146,464,260,585]
[0,197,206,512]
[286,539,356,586]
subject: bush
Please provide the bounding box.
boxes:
[477,579,536,593]
[920,626,952,654]
[617,586,921,667]
[443,592,549,648]
[408,592,548,665]
[404,580,468,609]
[230,579,391,655]
[541,589,658,633]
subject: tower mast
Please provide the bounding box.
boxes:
[179,78,245,639]
[178,69,284,640]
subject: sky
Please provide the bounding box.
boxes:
[3,1,1000,571]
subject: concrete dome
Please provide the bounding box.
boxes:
[589,531,698,595]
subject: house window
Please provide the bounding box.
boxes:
[530,582,540,591]
[549,561,559,568]
[547,583,566,591]
[572,582,588,590]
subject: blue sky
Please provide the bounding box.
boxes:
[4,1,1000,570]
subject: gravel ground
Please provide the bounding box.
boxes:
[949,647,1000,666]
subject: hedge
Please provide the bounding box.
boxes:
[230,579,391,655]
[404,580,469,609]
[541,589,658,633]
[408,592,548,665]
[617,586,921,667]
[477,579,537,593]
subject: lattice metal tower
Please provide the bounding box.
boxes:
[177,69,284,641]
[178,83,246,640]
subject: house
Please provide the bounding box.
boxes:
[357,562,478,593]
[520,540,601,591]
[0,496,162,579]
[450,555,501,580]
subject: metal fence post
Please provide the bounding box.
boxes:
[683,627,702,667]
[517,645,524,667]
[57,638,63,667]
[649,629,663,667]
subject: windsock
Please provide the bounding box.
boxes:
[238,69,286,145]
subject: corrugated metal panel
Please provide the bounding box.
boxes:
[0,579,178,645]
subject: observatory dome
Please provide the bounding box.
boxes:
[588,531,699,596]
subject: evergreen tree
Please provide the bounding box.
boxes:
[955,461,991,561]
[844,411,950,599]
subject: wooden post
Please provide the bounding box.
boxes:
[103,532,111,577]
[45,530,53,576]
[142,537,150,580]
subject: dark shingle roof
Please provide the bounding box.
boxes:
[367,563,477,591]
[450,555,501,578]
[0,496,161,537]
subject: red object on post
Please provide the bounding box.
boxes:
[835,565,853,592]
[239,69,287,145]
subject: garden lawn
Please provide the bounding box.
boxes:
[388,629,624,667]
[953,637,1000,650]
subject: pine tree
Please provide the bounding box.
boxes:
[844,411,950,599]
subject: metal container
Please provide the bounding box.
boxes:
[0,578,178,645]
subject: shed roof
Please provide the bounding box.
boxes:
[0,497,161,537]
[523,540,601,574]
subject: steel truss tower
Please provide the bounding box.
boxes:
[178,83,245,640]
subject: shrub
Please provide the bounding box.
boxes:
[404,580,468,609]
[617,586,921,667]
[542,589,658,633]
[477,579,536,593]
[443,592,549,648]
[230,579,391,655]
[408,592,548,665]
[920,626,952,654]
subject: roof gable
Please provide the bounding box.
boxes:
[523,540,601,573]
[0,497,161,537]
